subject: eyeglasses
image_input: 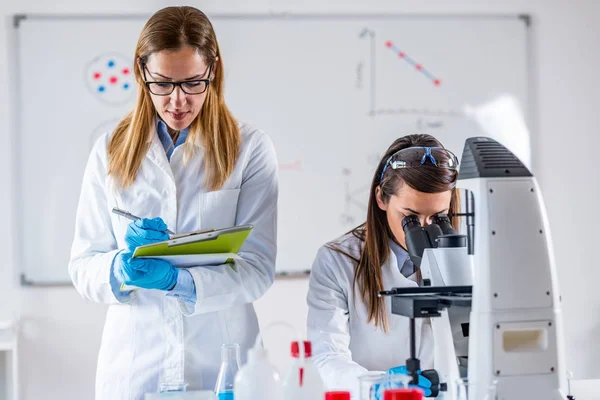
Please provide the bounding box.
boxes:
[142,64,212,96]
[380,146,459,182]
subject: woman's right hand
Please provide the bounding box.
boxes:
[116,251,179,291]
[124,217,170,250]
[385,365,432,397]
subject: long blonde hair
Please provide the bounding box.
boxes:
[328,134,460,332]
[108,6,240,190]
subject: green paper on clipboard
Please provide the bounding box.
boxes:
[120,224,253,291]
[133,224,253,259]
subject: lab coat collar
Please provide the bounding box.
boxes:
[147,121,176,185]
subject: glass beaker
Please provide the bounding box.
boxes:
[445,378,497,400]
[214,343,241,400]
[159,382,189,393]
[145,390,216,399]
[358,372,412,400]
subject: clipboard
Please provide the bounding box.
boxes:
[120,225,253,292]
[132,224,254,258]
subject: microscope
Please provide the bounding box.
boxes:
[380,137,571,399]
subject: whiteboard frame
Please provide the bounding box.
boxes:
[10,13,532,285]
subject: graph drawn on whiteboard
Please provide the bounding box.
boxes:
[357,28,462,118]
[340,153,381,226]
[84,52,134,106]
[384,40,441,87]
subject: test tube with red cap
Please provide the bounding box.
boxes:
[325,391,351,400]
[383,388,424,400]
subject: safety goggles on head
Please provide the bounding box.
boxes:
[379,146,459,182]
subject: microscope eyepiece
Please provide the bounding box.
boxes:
[432,214,451,225]
[402,214,421,232]
[432,214,457,235]
[402,215,428,267]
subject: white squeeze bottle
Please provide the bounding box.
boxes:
[234,343,284,400]
[282,340,325,400]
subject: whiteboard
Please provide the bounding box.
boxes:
[14,14,529,283]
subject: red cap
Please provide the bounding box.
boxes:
[384,389,424,400]
[325,391,351,400]
[291,341,312,358]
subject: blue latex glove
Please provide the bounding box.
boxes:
[116,251,179,291]
[118,217,177,290]
[125,217,170,251]
[373,366,432,399]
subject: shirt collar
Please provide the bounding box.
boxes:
[389,239,409,262]
[156,118,190,149]
[389,239,416,278]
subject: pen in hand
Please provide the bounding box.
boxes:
[112,207,175,235]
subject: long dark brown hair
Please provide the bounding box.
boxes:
[328,134,460,331]
[108,6,239,190]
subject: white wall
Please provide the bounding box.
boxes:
[0,0,599,399]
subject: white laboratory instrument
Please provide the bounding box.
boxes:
[381,137,571,400]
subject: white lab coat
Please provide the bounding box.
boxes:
[307,232,433,398]
[69,121,278,400]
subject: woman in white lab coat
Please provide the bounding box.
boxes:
[69,6,277,399]
[307,134,460,398]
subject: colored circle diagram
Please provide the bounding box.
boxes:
[85,53,134,105]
